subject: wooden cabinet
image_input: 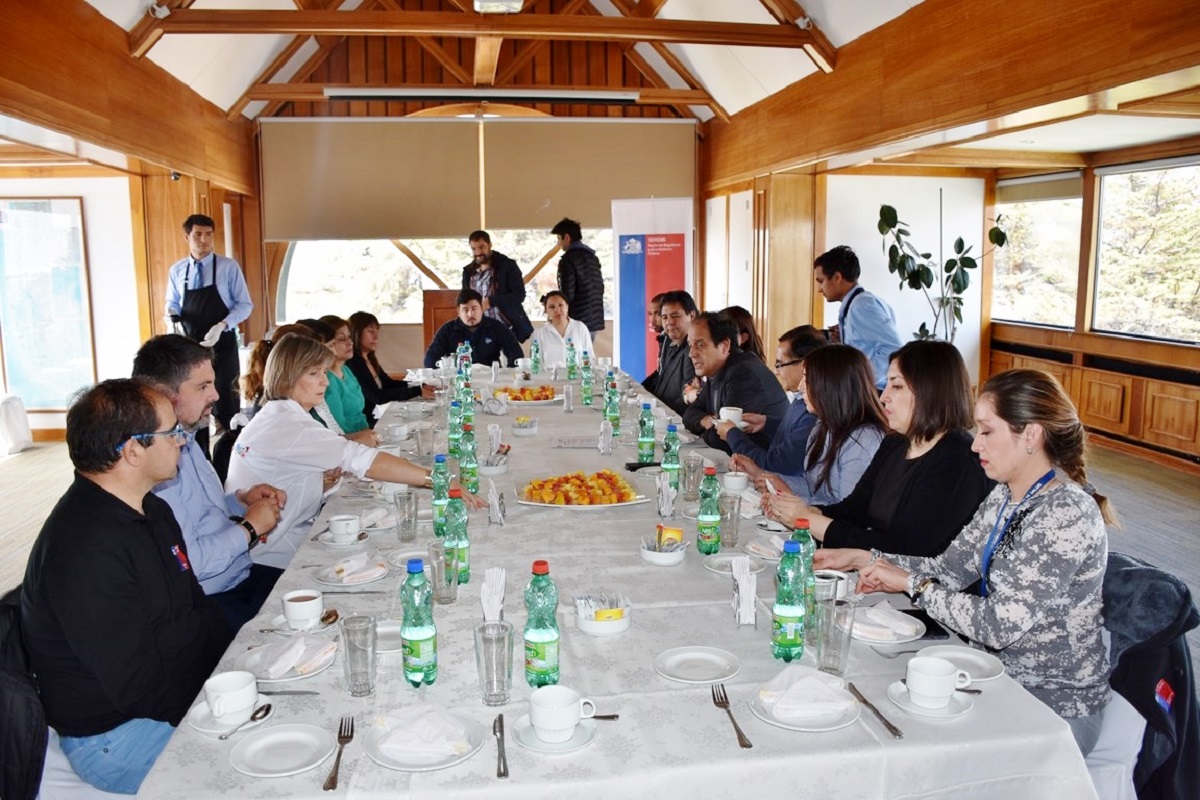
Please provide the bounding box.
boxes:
[1078,368,1134,437]
[1011,356,1079,400]
[989,350,1014,377]
[1140,381,1200,456]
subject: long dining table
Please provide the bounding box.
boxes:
[139,375,1099,800]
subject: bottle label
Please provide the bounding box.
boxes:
[663,464,680,490]
[697,517,721,546]
[456,544,470,581]
[461,466,478,493]
[772,613,804,646]
[402,633,437,669]
[525,638,559,677]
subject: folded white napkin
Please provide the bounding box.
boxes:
[745,535,785,559]
[598,420,613,455]
[374,705,470,759]
[329,553,387,583]
[739,487,763,518]
[487,424,502,456]
[372,402,392,420]
[656,471,676,518]
[253,635,335,679]
[758,665,856,722]
[482,566,506,621]
[482,397,509,416]
[487,479,505,526]
[732,557,757,625]
[855,603,922,640]
[360,507,391,528]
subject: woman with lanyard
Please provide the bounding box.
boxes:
[816,369,1117,755]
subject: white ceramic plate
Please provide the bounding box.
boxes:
[511,715,598,755]
[234,643,337,684]
[746,694,861,732]
[886,680,974,719]
[386,549,429,570]
[681,505,700,520]
[850,610,927,645]
[361,712,486,772]
[633,466,663,480]
[315,530,371,548]
[376,619,404,653]
[503,397,562,406]
[756,519,789,533]
[228,723,336,778]
[311,562,389,587]
[187,694,274,736]
[742,539,782,562]
[516,496,651,510]
[916,645,1005,682]
[654,646,740,684]
[703,553,767,575]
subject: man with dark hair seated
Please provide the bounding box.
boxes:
[424,288,525,368]
[21,379,229,794]
[133,334,286,631]
[643,289,698,416]
[682,312,791,454]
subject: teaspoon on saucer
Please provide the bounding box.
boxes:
[218,704,271,740]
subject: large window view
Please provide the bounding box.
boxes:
[1093,162,1200,344]
[991,182,1082,327]
[281,229,614,324]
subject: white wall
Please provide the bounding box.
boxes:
[0,176,140,428]
[824,175,986,384]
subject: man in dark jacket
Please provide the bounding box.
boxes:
[463,230,533,343]
[552,217,605,338]
[643,289,697,416]
[424,289,525,368]
[682,312,790,454]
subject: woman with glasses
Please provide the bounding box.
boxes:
[225,334,482,568]
[765,340,992,557]
[721,305,766,362]
[345,311,420,423]
[318,314,372,435]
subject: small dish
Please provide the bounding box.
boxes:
[576,612,632,636]
[886,680,974,719]
[478,463,509,477]
[386,549,428,569]
[266,614,337,636]
[510,425,539,438]
[187,694,274,736]
[315,530,370,547]
[511,715,598,755]
[703,553,767,575]
[639,546,686,566]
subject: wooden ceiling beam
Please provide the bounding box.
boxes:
[243,82,712,106]
[130,0,196,59]
[494,0,592,85]
[414,36,474,84]
[156,9,818,48]
[474,36,503,86]
[619,50,698,119]
[630,0,670,17]
[225,35,312,120]
[877,147,1087,169]
[756,0,836,73]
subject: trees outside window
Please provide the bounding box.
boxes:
[991,198,1081,328]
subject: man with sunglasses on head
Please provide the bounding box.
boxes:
[133,334,286,632]
[21,379,229,795]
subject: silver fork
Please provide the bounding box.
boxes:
[322,715,354,791]
[711,684,752,749]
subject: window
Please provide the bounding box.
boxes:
[1093,161,1200,344]
[991,177,1082,327]
[280,230,614,324]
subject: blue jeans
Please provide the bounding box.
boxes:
[59,718,176,794]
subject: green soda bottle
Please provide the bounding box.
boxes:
[400,559,437,686]
[580,351,594,406]
[447,401,463,458]
[459,423,479,495]
[431,454,450,538]
[524,560,560,686]
[696,466,721,554]
[637,403,656,463]
[791,518,816,632]
[565,338,579,380]
[445,488,470,584]
[530,340,542,374]
[661,424,681,490]
[772,540,805,662]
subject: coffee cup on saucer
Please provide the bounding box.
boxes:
[722,471,749,493]
[719,406,743,425]
[327,514,360,544]
[905,656,972,709]
[282,589,324,630]
[204,671,257,726]
[529,685,596,743]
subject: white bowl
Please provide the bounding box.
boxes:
[478,463,509,477]
[640,546,686,566]
[576,613,632,636]
[511,425,538,438]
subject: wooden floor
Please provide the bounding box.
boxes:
[2,440,1198,673]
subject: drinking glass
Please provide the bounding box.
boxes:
[340,615,377,696]
[428,540,459,604]
[682,454,705,502]
[817,594,858,676]
[718,493,742,548]
[414,427,435,456]
[394,491,419,543]
[474,620,514,706]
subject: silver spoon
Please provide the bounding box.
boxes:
[259,608,339,635]
[218,704,272,740]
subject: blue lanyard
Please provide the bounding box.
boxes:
[979,469,1055,597]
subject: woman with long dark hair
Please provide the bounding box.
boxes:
[345,311,420,423]
[721,305,766,362]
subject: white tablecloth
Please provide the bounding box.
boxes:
[139,387,1098,800]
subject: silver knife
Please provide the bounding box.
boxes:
[318,590,388,595]
[848,682,904,739]
[258,690,319,696]
[493,714,509,779]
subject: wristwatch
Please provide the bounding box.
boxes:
[910,576,937,603]
[231,515,262,550]
[422,473,435,489]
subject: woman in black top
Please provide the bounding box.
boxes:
[345,311,420,423]
[764,339,993,557]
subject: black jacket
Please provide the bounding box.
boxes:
[644,335,695,416]
[556,242,605,333]
[462,251,534,342]
[682,348,789,454]
[1104,552,1200,800]
[424,316,524,369]
[346,353,420,424]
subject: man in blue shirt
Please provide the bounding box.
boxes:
[133,335,286,631]
[164,214,254,440]
[424,288,525,368]
[814,245,902,389]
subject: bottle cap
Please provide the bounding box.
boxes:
[704,466,717,475]
[449,488,463,498]
[435,454,446,463]
[667,424,677,432]
[794,518,810,529]
[463,424,473,432]
[450,400,460,407]
[642,403,651,410]
[532,559,549,575]
[407,558,424,573]
[783,541,800,554]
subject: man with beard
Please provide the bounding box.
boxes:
[462,230,533,343]
[133,334,286,630]
[424,289,525,368]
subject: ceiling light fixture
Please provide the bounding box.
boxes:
[323,87,640,105]
[147,3,171,19]
[474,1,524,12]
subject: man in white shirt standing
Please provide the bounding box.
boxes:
[164,214,253,448]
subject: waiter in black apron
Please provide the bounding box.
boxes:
[165,214,253,456]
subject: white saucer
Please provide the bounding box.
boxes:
[747,694,860,732]
[851,609,927,645]
[756,519,789,533]
[386,549,429,569]
[634,466,663,480]
[703,553,767,575]
[886,680,974,718]
[229,723,335,777]
[654,646,740,684]
[376,619,404,653]
[742,539,782,562]
[511,715,598,755]
[187,694,274,736]
[316,530,371,547]
[916,645,1005,682]
[312,562,389,587]
[681,505,700,520]
[267,614,337,635]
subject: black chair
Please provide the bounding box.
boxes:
[1,585,47,800]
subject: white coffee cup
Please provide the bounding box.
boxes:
[814,569,851,599]
[328,514,360,544]
[378,481,407,500]
[529,685,596,743]
[719,406,743,425]
[722,471,749,493]
[386,422,409,442]
[282,589,324,630]
[516,357,530,370]
[204,670,257,725]
[905,656,972,709]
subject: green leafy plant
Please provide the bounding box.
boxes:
[878,203,1007,341]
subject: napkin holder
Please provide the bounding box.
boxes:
[598,420,613,455]
[487,479,506,526]
[732,559,758,629]
[656,471,676,519]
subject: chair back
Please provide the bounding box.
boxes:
[0,585,47,800]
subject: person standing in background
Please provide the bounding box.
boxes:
[164,214,253,450]
[813,245,902,390]
[463,231,533,343]
[552,217,605,340]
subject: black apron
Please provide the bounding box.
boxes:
[180,257,239,431]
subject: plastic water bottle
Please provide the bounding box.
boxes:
[431,455,450,538]
[458,340,472,373]
[696,466,721,554]
[604,382,621,437]
[445,488,470,584]
[447,400,463,458]
[637,403,656,463]
[580,352,594,406]
[791,518,816,629]
[530,340,542,374]
[661,424,681,490]
[523,560,560,687]
[400,559,437,686]
[459,424,479,495]
[772,540,806,662]
[565,338,578,380]
[460,380,475,428]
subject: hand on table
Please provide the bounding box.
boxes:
[813,548,873,572]
[858,559,911,595]
[420,383,438,399]
[347,429,379,447]
[451,482,488,510]
[244,498,283,537]
[728,454,762,479]
[762,491,811,526]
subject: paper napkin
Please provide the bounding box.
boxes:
[375,705,470,759]
[487,424,502,456]
[855,603,922,640]
[487,479,505,526]
[254,635,334,680]
[739,487,763,518]
[481,566,506,621]
[656,471,676,518]
[732,556,757,626]
[598,420,613,455]
[758,664,856,723]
